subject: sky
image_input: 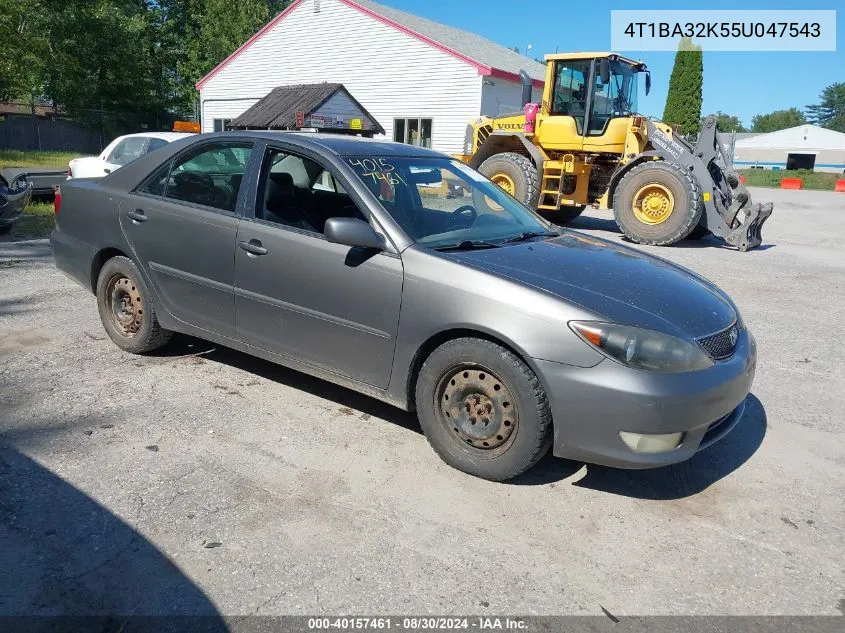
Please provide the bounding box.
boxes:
[372,0,843,128]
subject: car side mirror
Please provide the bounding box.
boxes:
[324,217,385,250]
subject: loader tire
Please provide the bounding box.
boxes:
[479,153,540,209]
[613,162,702,246]
[539,205,585,226]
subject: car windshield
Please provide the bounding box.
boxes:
[343,156,553,249]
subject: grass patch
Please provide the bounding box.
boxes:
[0,149,85,171]
[6,200,55,240]
[1,150,90,240]
[738,169,842,191]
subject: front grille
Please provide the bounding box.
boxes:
[697,323,739,360]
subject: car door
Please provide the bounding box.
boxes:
[233,146,403,389]
[120,141,255,339]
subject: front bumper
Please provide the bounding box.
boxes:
[532,328,757,469]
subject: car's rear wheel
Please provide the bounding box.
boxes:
[415,338,552,481]
[96,256,172,354]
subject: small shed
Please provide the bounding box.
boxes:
[228,83,384,136]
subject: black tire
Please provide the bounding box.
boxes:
[415,337,552,481]
[0,223,13,235]
[612,162,702,245]
[478,152,540,208]
[539,205,585,225]
[96,256,172,354]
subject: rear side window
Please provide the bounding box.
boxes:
[163,143,253,212]
[107,137,148,166]
[145,138,169,155]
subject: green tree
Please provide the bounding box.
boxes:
[176,0,288,101]
[750,108,806,133]
[807,83,845,133]
[705,111,746,132]
[662,37,703,137]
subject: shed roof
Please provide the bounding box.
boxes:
[229,83,385,134]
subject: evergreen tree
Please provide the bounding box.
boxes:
[662,37,703,137]
[807,83,845,133]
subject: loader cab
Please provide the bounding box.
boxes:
[538,53,649,153]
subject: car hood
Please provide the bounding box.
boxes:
[443,232,736,339]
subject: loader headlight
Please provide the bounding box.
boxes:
[570,321,713,372]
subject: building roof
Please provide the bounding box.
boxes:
[351,0,547,82]
[228,83,385,134]
[735,125,845,150]
[197,0,547,90]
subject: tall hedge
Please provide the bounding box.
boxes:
[662,38,703,137]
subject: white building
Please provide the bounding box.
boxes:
[733,125,845,174]
[196,0,546,155]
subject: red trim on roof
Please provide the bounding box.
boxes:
[490,68,545,89]
[195,0,542,90]
[196,0,306,89]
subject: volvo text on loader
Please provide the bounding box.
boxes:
[456,52,772,251]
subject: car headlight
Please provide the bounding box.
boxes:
[569,321,713,372]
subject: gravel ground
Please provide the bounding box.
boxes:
[0,187,843,618]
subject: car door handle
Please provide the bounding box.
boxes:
[239,239,268,256]
[127,209,148,223]
[103,168,111,174]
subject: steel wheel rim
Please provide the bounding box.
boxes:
[491,173,516,195]
[435,365,518,453]
[107,274,143,337]
[632,183,675,225]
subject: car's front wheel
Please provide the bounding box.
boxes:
[415,338,552,480]
[96,256,172,354]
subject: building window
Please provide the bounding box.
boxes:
[393,117,432,148]
[213,118,232,132]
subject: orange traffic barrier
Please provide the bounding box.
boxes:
[781,178,803,190]
[835,180,845,192]
[739,175,745,185]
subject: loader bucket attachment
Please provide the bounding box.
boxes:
[724,201,773,251]
[647,117,774,251]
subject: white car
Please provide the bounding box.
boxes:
[68,132,194,179]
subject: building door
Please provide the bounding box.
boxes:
[786,153,816,170]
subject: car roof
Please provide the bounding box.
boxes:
[119,131,195,142]
[208,131,445,159]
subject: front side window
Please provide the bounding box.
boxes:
[550,60,591,133]
[162,143,253,212]
[255,148,364,234]
[589,61,639,135]
[344,156,551,249]
[106,137,148,166]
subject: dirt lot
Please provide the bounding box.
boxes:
[0,188,843,618]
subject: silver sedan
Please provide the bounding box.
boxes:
[51,132,756,480]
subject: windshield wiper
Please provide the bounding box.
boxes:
[500,231,559,244]
[433,239,500,251]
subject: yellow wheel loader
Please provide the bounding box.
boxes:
[456,53,772,250]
